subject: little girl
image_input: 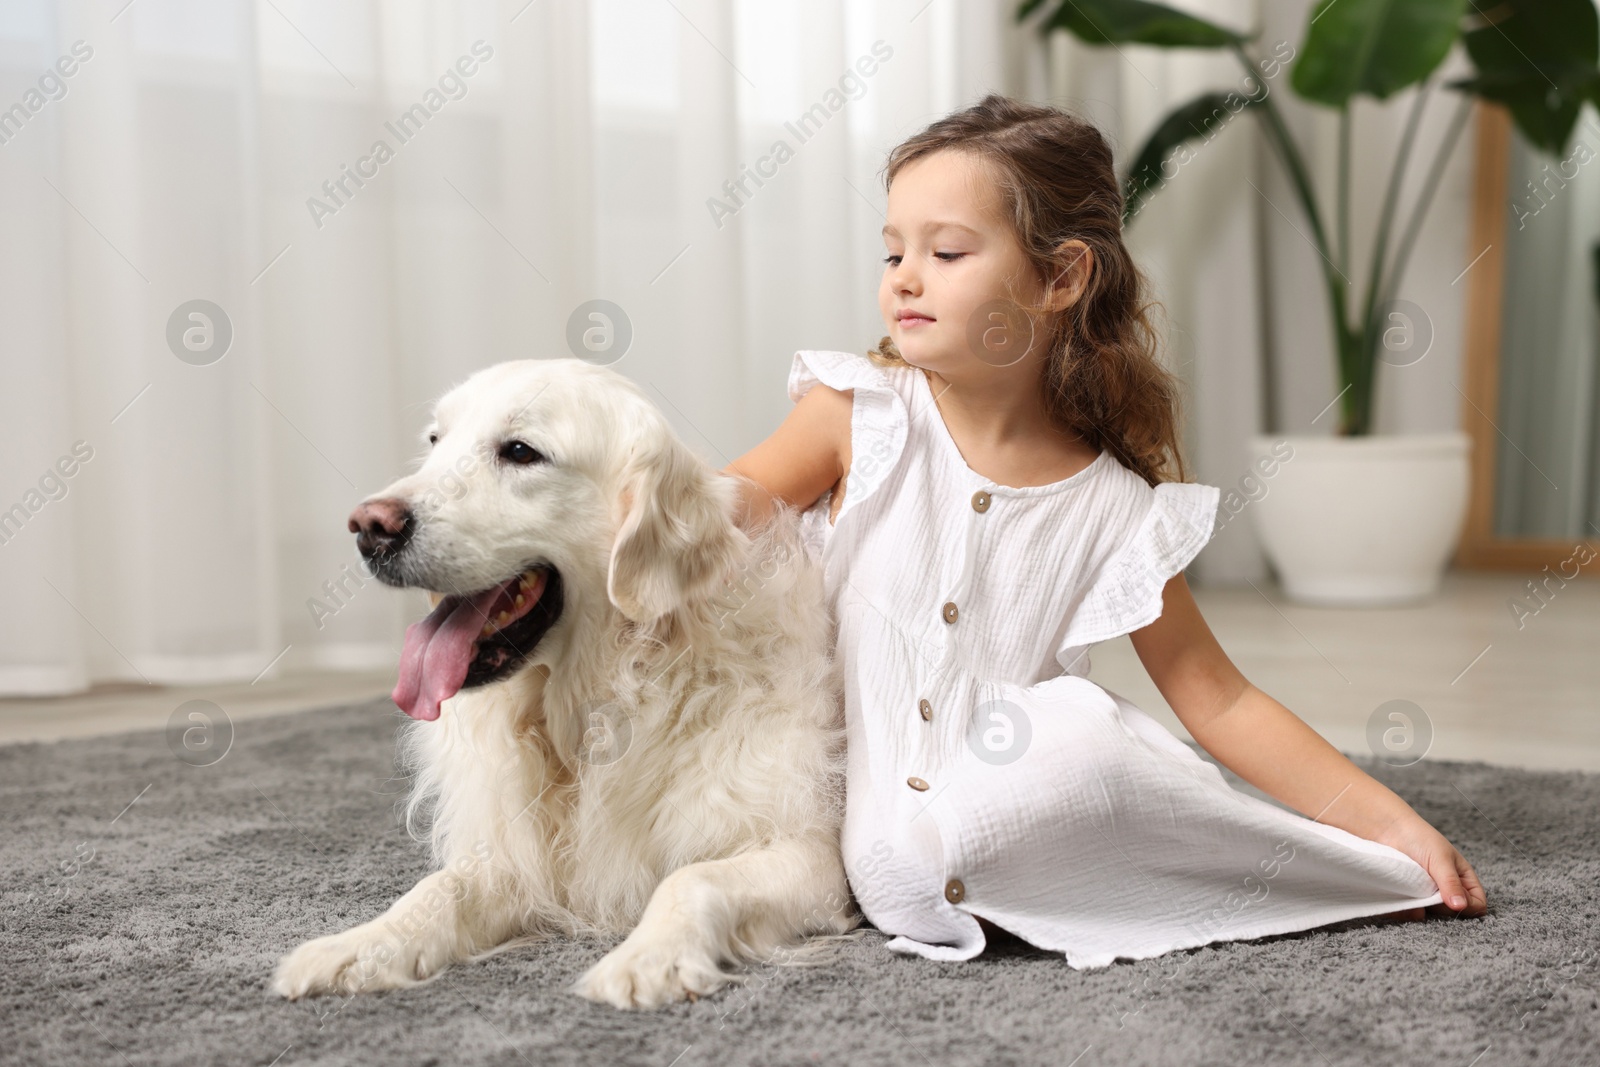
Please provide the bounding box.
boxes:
[723,94,1486,968]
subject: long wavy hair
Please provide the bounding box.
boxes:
[867,93,1189,486]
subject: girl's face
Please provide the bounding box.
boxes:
[878,149,1047,376]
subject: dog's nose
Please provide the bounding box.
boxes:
[348,498,413,560]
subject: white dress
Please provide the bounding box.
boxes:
[788,349,1442,969]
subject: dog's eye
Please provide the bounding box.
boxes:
[499,440,545,466]
[427,432,438,445]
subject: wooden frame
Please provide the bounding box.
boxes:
[1454,102,1600,573]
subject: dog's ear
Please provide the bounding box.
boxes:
[607,435,742,625]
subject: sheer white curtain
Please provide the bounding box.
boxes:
[0,0,1473,697]
[1494,121,1600,540]
[0,0,1041,696]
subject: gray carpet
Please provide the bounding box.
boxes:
[2,698,1597,1067]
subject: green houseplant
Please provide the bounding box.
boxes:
[1017,0,1600,604]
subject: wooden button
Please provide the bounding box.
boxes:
[971,490,991,513]
[944,878,965,903]
[906,776,929,791]
[941,601,959,624]
[918,698,932,721]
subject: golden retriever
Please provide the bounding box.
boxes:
[272,358,855,1008]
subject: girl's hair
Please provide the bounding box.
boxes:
[867,93,1189,486]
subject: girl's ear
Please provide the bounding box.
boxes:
[1046,240,1094,313]
[607,434,743,625]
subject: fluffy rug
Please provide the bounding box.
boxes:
[1,697,1595,1067]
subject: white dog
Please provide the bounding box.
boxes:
[272,358,857,1009]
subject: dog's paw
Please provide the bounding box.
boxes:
[573,934,730,1010]
[272,929,436,999]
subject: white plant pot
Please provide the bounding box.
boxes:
[1246,433,1472,606]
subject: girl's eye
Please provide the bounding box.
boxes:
[882,252,965,266]
[499,440,546,466]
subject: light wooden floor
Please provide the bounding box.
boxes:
[1091,570,1600,773]
[3,572,1596,772]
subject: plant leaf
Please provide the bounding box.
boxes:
[1291,0,1466,107]
[1459,0,1600,155]
[1031,0,1246,48]
[1122,91,1261,223]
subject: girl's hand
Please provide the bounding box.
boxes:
[1373,814,1488,918]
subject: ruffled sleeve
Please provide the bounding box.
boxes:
[1054,479,1220,663]
[787,350,909,526]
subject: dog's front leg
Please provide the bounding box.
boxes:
[273,866,520,999]
[575,835,854,1010]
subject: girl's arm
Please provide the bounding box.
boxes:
[1128,574,1487,917]
[720,383,852,528]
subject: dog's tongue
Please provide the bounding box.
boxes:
[392,583,507,722]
